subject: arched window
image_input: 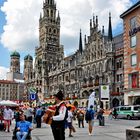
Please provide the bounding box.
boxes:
[51,10,53,17]
[47,10,49,17]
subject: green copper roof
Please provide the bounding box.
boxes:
[24,54,33,61]
[10,51,20,57]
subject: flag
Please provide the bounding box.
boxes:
[88,91,95,109]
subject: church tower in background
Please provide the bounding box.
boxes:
[23,54,33,81]
[10,51,20,73]
[7,51,23,81]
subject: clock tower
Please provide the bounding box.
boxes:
[35,0,64,98]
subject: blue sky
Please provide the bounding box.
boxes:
[0,0,139,79]
[0,0,9,68]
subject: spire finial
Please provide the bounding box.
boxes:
[84,35,87,44]
[102,26,104,35]
[96,16,98,27]
[90,19,92,28]
[108,12,113,41]
[93,14,95,27]
[79,29,83,54]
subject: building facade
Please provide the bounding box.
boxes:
[111,34,124,107]
[23,0,126,109]
[0,80,22,101]
[0,51,25,101]
[120,1,140,105]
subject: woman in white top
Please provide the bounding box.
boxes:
[3,106,13,132]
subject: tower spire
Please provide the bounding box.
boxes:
[96,16,98,27]
[102,26,104,35]
[79,29,83,54]
[93,14,95,28]
[108,12,113,41]
[84,35,87,45]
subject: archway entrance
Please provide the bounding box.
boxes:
[112,98,119,107]
[134,97,140,105]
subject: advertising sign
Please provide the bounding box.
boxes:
[100,85,109,99]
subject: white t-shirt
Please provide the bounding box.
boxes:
[3,108,13,120]
[25,107,33,117]
[67,110,73,123]
[53,102,67,121]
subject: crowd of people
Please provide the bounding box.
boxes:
[0,90,117,140]
[0,104,46,140]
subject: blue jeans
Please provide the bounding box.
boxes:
[16,131,28,140]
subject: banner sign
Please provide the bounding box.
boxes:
[88,91,95,109]
[100,85,109,99]
[28,87,37,100]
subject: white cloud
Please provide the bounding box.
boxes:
[1,0,42,53]
[0,66,9,80]
[0,0,133,54]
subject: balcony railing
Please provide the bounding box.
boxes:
[82,84,87,88]
[111,92,120,96]
[88,84,93,87]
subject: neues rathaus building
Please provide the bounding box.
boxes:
[23,0,124,109]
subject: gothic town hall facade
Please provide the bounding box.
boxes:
[23,0,124,109]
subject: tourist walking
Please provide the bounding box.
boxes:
[85,105,95,136]
[97,108,105,126]
[35,106,42,128]
[3,106,13,132]
[25,106,33,123]
[112,108,118,119]
[77,109,84,128]
[67,106,75,137]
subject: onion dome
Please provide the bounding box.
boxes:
[24,54,33,61]
[10,51,20,57]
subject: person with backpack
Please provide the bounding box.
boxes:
[85,105,95,136]
[51,90,68,140]
[77,109,85,128]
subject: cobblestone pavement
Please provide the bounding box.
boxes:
[0,117,138,140]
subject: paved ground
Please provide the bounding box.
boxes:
[0,117,139,140]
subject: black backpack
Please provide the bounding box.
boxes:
[85,110,92,121]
